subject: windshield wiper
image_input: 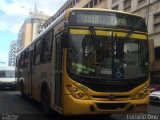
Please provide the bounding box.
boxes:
[89,26,100,49]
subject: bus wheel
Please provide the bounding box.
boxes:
[20,81,24,97]
[42,86,50,115]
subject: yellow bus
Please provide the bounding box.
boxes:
[16,8,149,116]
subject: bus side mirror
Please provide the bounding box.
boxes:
[61,32,68,48]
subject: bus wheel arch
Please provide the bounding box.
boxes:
[41,82,51,114]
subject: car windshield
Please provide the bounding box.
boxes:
[0,70,15,78]
[68,32,149,80]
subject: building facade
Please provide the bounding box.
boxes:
[8,40,17,66]
[107,0,160,47]
[17,10,50,53]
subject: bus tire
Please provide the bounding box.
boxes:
[41,86,51,115]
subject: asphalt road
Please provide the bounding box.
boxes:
[0,91,159,120]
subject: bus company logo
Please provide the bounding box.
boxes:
[108,94,115,100]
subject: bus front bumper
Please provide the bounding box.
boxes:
[63,95,149,115]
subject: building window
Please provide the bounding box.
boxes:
[75,0,80,4]
[99,0,103,3]
[90,0,93,8]
[124,0,131,12]
[70,1,75,8]
[112,5,118,10]
[138,0,147,6]
[144,17,148,24]
[94,0,98,6]
[112,0,118,4]
[75,0,77,3]
[83,0,104,8]
[73,0,76,5]
[154,13,160,33]
[83,4,89,8]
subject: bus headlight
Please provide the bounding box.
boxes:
[134,87,148,99]
[66,83,89,100]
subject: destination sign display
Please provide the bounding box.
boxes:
[77,14,127,27]
[69,11,147,32]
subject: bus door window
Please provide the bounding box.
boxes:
[28,49,34,96]
[41,31,53,62]
[55,34,63,108]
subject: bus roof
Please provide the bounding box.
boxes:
[65,8,142,18]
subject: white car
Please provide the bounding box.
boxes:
[0,66,16,90]
[150,90,160,103]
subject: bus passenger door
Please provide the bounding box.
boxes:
[28,50,33,97]
[55,34,63,110]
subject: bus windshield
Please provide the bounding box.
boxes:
[68,32,149,81]
[0,70,15,78]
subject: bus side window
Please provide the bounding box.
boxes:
[21,53,25,68]
[34,40,41,65]
[24,50,29,67]
[18,55,21,69]
[41,31,53,63]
